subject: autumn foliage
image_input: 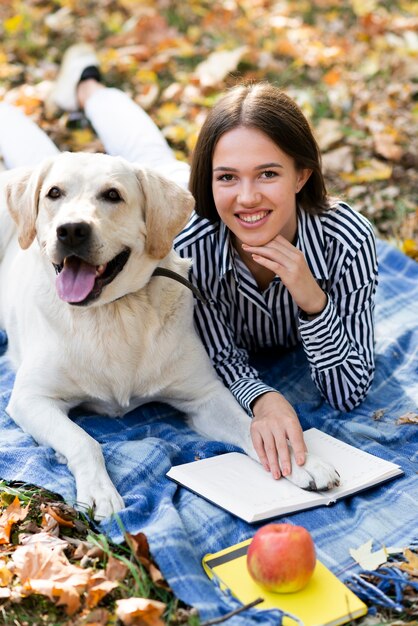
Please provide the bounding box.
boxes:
[0,0,416,258]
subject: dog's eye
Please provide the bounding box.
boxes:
[47,186,62,199]
[102,188,122,203]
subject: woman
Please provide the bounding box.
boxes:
[0,44,378,481]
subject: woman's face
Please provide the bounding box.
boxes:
[211,126,311,249]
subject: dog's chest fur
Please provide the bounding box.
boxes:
[59,289,187,413]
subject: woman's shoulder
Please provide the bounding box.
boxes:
[319,201,376,247]
[174,212,220,252]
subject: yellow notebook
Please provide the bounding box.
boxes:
[203,539,367,626]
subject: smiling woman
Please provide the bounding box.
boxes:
[176,82,378,480]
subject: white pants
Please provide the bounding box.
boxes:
[0,88,190,189]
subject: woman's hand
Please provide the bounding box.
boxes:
[251,391,307,480]
[242,235,327,315]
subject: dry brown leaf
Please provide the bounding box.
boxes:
[126,532,150,561]
[125,532,167,589]
[41,504,76,528]
[0,496,29,544]
[372,409,385,421]
[86,572,118,609]
[11,542,91,615]
[115,597,166,626]
[373,132,403,161]
[396,412,418,425]
[105,554,129,582]
[398,548,418,577]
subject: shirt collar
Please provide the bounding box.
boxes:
[218,221,235,280]
[217,208,329,282]
[295,208,329,280]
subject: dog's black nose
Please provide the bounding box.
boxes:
[56,222,91,248]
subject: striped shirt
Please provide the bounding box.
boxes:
[174,202,378,414]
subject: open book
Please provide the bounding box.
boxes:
[166,428,403,523]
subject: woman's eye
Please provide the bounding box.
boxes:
[217,174,234,182]
[261,170,278,179]
[46,186,61,199]
[102,188,122,202]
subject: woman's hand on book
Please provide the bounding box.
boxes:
[250,391,307,480]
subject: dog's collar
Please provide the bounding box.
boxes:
[152,267,207,304]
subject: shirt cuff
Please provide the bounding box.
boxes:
[229,378,277,415]
[298,297,350,370]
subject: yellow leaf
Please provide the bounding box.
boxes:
[4,15,24,35]
[341,159,392,183]
[0,496,29,545]
[156,102,182,126]
[351,0,378,17]
[399,548,418,576]
[0,559,13,587]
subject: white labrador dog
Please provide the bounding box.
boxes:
[0,152,339,518]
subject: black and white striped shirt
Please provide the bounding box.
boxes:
[174,202,378,413]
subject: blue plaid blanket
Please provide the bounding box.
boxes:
[0,239,417,625]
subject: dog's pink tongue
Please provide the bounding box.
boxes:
[56,257,96,303]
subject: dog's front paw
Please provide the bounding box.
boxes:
[286,452,340,491]
[76,474,125,520]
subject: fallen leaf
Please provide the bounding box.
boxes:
[19,530,69,551]
[398,548,418,577]
[315,118,345,151]
[86,572,118,609]
[349,539,388,570]
[396,411,418,424]
[341,159,392,183]
[11,542,91,615]
[322,146,354,174]
[372,409,385,420]
[373,132,403,161]
[0,558,13,586]
[115,597,166,626]
[194,46,248,88]
[0,496,29,544]
[42,504,76,528]
[105,554,129,582]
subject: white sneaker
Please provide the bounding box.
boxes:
[52,43,99,112]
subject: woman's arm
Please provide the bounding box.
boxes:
[243,216,378,411]
[193,294,306,477]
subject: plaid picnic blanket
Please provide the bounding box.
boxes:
[0,238,417,624]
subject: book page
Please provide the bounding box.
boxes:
[304,429,403,500]
[167,452,324,522]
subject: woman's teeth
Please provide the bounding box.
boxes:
[239,211,269,223]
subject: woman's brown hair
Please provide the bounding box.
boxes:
[189,83,330,222]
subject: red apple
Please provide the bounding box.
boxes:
[247,523,316,593]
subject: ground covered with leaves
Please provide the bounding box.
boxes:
[0,482,200,625]
[0,0,417,624]
[0,0,417,256]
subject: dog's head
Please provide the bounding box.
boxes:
[5,152,194,306]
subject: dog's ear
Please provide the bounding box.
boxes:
[136,167,194,259]
[5,158,53,250]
